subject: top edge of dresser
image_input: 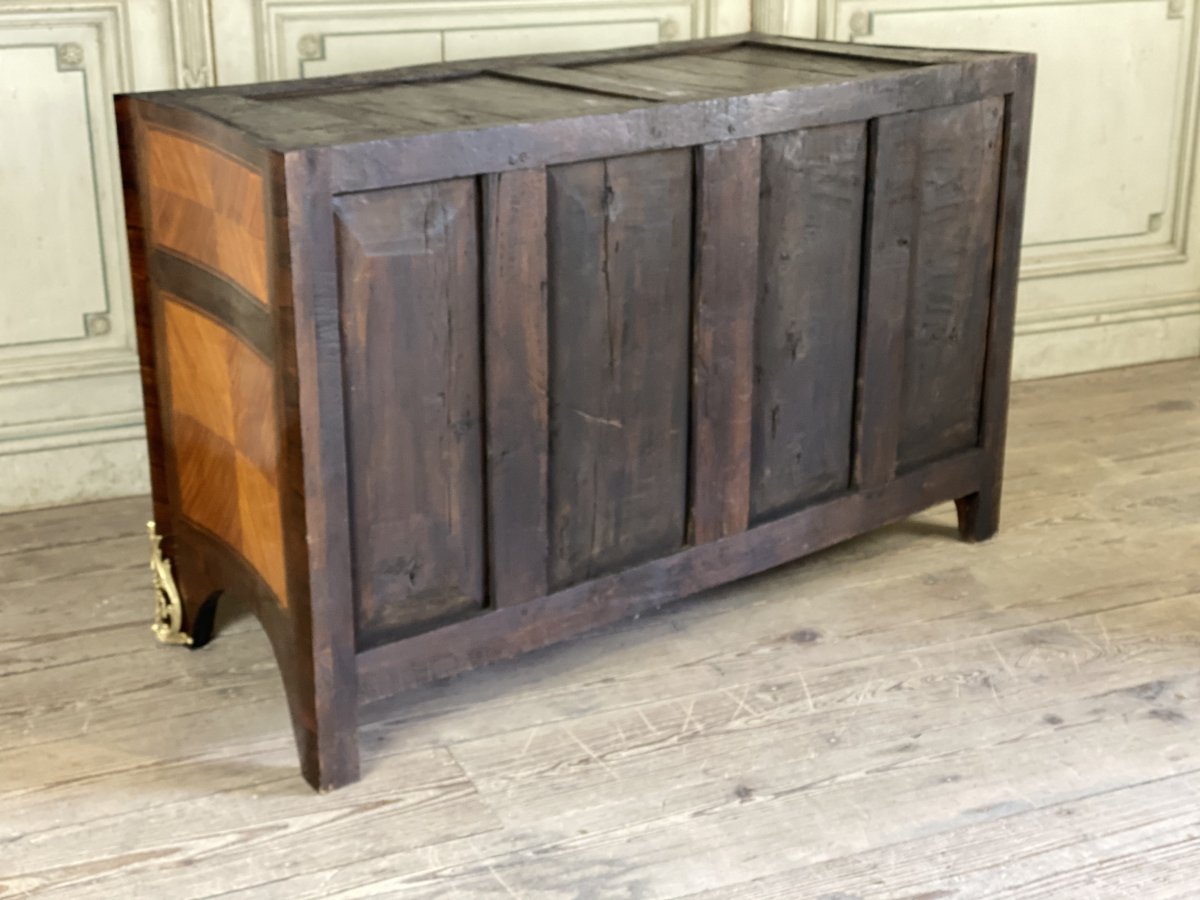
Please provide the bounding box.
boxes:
[118,33,1032,154]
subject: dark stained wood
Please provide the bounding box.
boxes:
[317,55,1027,194]
[482,169,551,608]
[752,122,867,522]
[897,98,1005,471]
[493,65,676,102]
[854,112,920,491]
[750,34,981,66]
[334,180,486,646]
[546,151,693,588]
[717,44,912,78]
[690,138,760,544]
[150,250,275,359]
[580,56,816,98]
[357,448,985,703]
[306,76,644,134]
[280,148,361,790]
[119,36,1034,791]
[329,55,1018,191]
[959,57,1037,541]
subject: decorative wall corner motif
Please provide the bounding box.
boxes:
[848,10,871,35]
[56,42,83,69]
[83,312,112,336]
[297,33,324,61]
[170,0,215,87]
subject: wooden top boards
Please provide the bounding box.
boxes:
[127,34,1020,153]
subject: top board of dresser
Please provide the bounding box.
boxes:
[128,34,1019,156]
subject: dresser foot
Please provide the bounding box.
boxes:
[955,490,1000,542]
[284,678,362,792]
[187,592,220,649]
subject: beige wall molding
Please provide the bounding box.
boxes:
[170,0,216,87]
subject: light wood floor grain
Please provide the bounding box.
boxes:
[2,360,1198,899]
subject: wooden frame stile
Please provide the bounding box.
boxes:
[957,58,1037,541]
[481,168,552,610]
[689,137,760,545]
[279,146,361,790]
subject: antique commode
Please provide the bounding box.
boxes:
[117,34,1034,789]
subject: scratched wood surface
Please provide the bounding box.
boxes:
[2,359,1198,899]
[334,180,486,646]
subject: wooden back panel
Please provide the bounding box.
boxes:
[330,95,1006,648]
[334,181,486,643]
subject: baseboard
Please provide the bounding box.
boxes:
[1012,292,1200,380]
[0,434,149,513]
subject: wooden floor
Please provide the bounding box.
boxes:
[2,360,1199,899]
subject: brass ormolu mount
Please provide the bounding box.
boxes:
[148,521,192,646]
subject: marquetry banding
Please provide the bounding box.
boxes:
[162,296,287,603]
[146,127,269,304]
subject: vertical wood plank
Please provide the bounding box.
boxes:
[335,178,485,645]
[483,169,550,607]
[897,97,1005,471]
[854,113,919,491]
[751,123,867,522]
[282,147,360,790]
[690,138,760,544]
[959,63,1037,540]
[547,150,692,589]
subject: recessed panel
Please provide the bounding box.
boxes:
[335,179,485,645]
[547,150,693,588]
[750,122,867,522]
[895,98,1004,470]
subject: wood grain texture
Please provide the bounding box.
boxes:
[854,112,920,490]
[161,296,286,601]
[281,147,361,790]
[960,58,1037,541]
[752,122,867,522]
[546,150,693,589]
[2,359,1197,898]
[482,169,551,609]
[897,97,1005,471]
[690,137,760,544]
[494,65,678,102]
[149,250,274,358]
[315,52,1024,194]
[145,127,268,303]
[335,179,486,645]
[358,448,984,703]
